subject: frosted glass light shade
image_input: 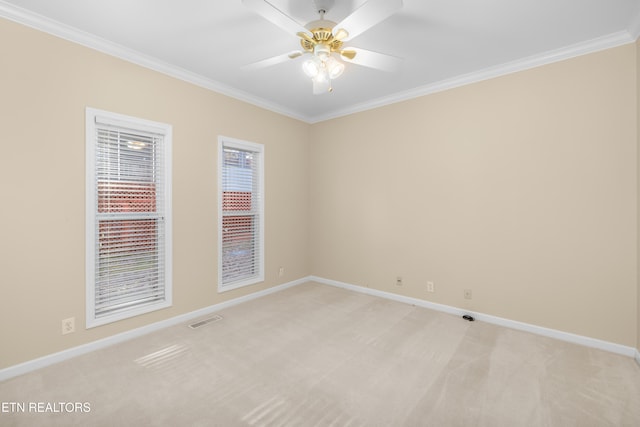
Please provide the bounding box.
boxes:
[326,57,344,79]
[302,59,320,78]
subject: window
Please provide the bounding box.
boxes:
[218,136,264,292]
[86,108,172,328]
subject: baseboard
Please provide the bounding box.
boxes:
[2,275,637,382]
[0,277,308,382]
[309,276,637,358]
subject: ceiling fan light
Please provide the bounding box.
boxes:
[326,57,344,79]
[302,59,320,78]
[313,76,331,95]
[313,67,329,84]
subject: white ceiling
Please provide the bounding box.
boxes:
[1,0,639,123]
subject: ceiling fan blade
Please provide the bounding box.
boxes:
[242,0,312,37]
[340,47,402,72]
[333,0,402,42]
[242,51,304,71]
[340,50,357,60]
[297,31,315,43]
[332,28,349,41]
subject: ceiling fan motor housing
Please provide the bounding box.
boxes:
[300,22,344,55]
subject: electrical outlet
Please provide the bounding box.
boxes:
[62,317,75,335]
[464,289,472,300]
[278,266,285,277]
[427,281,435,293]
[396,277,403,286]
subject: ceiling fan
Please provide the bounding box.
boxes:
[242,0,403,94]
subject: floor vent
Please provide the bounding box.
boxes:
[188,314,223,329]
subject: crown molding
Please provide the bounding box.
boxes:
[0,0,308,123]
[308,30,636,123]
[629,7,640,40]
[0,0,636,125]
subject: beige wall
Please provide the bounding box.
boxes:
[0,18,310,369]
[310,44,638,347]
[1,16,639,370]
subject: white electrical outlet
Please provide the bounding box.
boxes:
[278,266,285,277]
[62,317,75,335]
[427,281,435,293]
[464,289,472,300]
[396,277,403,286]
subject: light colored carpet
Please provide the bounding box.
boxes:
[1,282,639,426]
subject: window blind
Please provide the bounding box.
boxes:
[93,125,166,318]
[221,142,263,287]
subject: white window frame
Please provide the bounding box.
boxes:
[218,136,264,292]
[86,107,172,328]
